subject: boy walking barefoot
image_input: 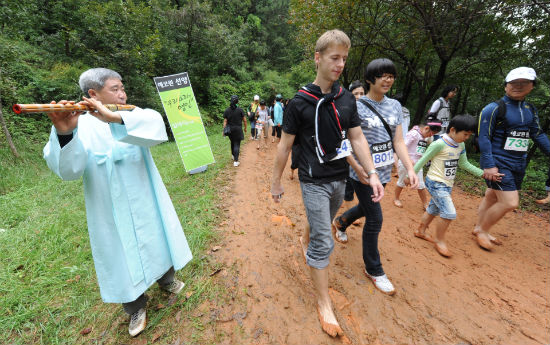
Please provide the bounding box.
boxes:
[412,115,497,257]
[271,30,382,337]
[394,115,442,210]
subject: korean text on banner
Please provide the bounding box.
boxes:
[154,72,215,172]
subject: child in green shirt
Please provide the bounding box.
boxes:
[412,115,485,257]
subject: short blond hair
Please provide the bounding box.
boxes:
[315,29,351,54]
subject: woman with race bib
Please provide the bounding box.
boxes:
[332,58,418,295]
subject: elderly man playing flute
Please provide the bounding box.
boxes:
[43,67,192,337]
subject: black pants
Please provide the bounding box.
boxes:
[122,267,175,315]
[274,125,282,138]
[230,137,242,161]
[250,121,256,138]
[344,178,354,201]
[338,180,386,276]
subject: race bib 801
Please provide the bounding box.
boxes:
[371,140,394,168]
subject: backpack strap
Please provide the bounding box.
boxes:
[488,99,507,141]
[358,99,393,142]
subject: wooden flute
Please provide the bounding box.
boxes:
[12,103,136,114]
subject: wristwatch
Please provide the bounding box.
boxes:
[367,169,378,177]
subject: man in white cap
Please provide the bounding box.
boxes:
[474,67,550,250]
[247,95,260,139]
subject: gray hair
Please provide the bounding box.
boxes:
[79,68,122,97]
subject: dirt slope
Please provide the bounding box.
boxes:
[205,139,549,345]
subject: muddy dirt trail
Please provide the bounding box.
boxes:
[207,139,549,345]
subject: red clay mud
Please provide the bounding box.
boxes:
[207,140,549,344]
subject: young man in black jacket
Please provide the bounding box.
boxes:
[271,29,383,338]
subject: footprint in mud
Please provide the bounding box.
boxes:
[329,288,364,344]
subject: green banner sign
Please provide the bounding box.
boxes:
[154,72,215,172]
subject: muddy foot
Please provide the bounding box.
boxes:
[317,305,343,337]
[472,228,502,246]
[434,241,452,257]
[474,231,494,251]
[393,199,403,208]
[414,230,433,243]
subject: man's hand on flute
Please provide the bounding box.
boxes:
[47,100,82,135]
[81,97,123,124]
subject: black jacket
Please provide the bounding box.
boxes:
[283,82,361,183]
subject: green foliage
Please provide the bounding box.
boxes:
[0,0,304,141]
[289,0,550,127]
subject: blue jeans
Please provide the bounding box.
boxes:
[300,180,345,269]
[425,177,456,219]
[344,178,355,201]
[336,179,385,276]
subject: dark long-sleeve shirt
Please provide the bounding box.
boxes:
[478,95,550,169]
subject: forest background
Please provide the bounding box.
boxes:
[1,0,549,153]
[0,1,549,343]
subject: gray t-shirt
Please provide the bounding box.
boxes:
[350,95,403,184]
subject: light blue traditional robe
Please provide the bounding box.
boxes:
[43,107,192,303]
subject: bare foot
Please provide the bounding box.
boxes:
[414,229,433,243]
[316,303,343,337]
[472,228,502,246]
[536,195,550,204]
[434,241,452,257]
[474,231,494,251]
[393,199,403,208]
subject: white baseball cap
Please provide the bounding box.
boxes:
[505,67,536,83]
[254,95,260,100]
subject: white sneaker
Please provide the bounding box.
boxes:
[365,271,395,295]
[129,308,146,337]
[160,279,185,294]
[233,161,240,167]
[336,230,348,243]
[331,217,348,244]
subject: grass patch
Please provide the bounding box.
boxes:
[0,124,234,344]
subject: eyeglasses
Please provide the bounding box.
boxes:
[508,80,532,87]
[377,74,395,81]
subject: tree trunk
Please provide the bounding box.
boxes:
[459,85,470,115]
[413,59,449,125]
[0,95,20,158]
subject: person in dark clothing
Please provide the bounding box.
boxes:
[271,29,383,338]
[223,95,247,167]
[475,67,550,250]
